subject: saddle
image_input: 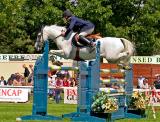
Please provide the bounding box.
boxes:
[72,33,102,48]
[86,33,102,39]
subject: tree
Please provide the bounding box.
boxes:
[0,0,160,55]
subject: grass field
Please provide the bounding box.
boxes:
[0,99,160,122]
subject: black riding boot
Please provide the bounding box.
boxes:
[79,35,95,47]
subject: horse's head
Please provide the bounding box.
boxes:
[35,25,66,51]
[35,26,45,51]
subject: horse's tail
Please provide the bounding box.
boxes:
[120,38,136,64]
[120,38,135,56]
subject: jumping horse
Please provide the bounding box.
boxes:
[35,25,135,66]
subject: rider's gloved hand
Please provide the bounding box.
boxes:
[61,30,65,37]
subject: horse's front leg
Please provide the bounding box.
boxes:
[49,50,68,59]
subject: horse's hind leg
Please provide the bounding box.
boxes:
[117,51,133,70]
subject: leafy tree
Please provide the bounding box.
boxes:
[0,0,160,55]
[0,0,33,53]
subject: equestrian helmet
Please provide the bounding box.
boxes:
[63,10,72,18]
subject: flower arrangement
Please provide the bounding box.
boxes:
[129,91,146,110]
[91,91,118,113]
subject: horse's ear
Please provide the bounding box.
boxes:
[41,25,45,32]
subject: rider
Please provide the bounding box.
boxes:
[61,9,95,48]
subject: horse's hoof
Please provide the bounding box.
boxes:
[52,61,63,66]
[124,66,132,70]
[117,64,132,70]
[117,64,124,69]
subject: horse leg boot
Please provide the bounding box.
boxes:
[79,35,95,47]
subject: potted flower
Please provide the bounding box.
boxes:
[91,91,118,121]
[128,91,146,117]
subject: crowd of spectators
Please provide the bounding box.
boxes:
[0,64,34,86]
[48,69,78,104]
[48,69,78,88]
[0,63,78,88]
[137,74,160,90]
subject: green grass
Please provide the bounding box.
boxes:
[0,102,76,122]
[0,100,160,122]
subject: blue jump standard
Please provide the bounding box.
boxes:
[16,41,61,121]
[62,42,106,122]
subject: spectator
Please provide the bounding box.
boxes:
[18,74,25,86]
[63,77,70,87]
[148,84,157,119]
[64,71,70,78]
[48,75,56,87]
[28,64,34,84]
[13,73,23,86]
[142,78,149,89]
[137,75,145,89]
[0,76,7,86]
[7,74,16,86]
[13,78,21,86]
[54,77,63,104]
[48,74,56,99]
[55,77,63,87]
[154,74,160,89]
[22,64,30,85]
[70,78,76,87]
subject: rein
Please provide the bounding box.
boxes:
[52,34,62,41]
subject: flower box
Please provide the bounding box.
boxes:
[90,111,111,122]
[127,108,146,117]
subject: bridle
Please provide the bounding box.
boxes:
[52,34,62,41]
[35,26,63,51]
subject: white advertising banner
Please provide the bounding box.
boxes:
[0,54,65,62]
[130,56,160,64]
[0,88,29,102]
[64,87,77,104]
[0,54,41,62]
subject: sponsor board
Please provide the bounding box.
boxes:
[0,88,29,102]
[64,87,77,104]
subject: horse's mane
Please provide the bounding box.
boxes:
[42,25,67,37]
[50,25,66,32]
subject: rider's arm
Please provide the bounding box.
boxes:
[64,17,76,37]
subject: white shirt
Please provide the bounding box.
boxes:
[138,77,145,88]
[0,80,5,86]
[142,83,149,89]
[48,77,56,86]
